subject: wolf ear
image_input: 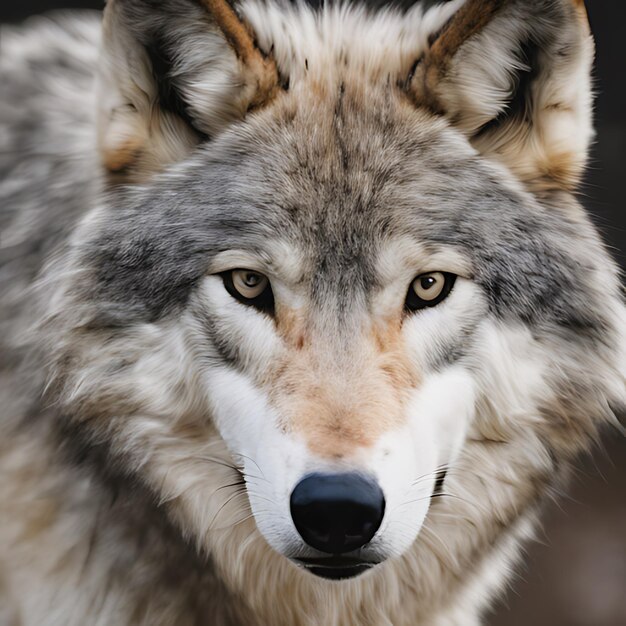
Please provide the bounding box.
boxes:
[410,0,594,191]
[97,0,279,179]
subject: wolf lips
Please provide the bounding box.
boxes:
[293,557,379,580]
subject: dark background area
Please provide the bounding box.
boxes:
[2,2,625,625]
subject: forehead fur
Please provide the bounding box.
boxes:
[79,67,616,351]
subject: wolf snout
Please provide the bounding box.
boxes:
[289,473,385,554]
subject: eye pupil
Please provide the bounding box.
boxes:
[244,273,261,287]
[421,276,436,290]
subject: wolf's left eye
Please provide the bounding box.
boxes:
[405,272,456,311]
[222,269,274,313]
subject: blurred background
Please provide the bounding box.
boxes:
[2,2,624,624]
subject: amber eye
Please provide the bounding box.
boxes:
[222,269,274,313]
[405,272,456,311]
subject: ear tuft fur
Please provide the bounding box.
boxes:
[97,0,278,181]
[409,0,595,191]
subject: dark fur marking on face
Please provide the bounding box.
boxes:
[427,338,468,372]
[433,467,447,496]
[193,304,242,368]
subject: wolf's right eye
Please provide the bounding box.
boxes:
[222,269,274,313]
[405,272,456,312]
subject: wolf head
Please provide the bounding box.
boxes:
[44,0,624,619]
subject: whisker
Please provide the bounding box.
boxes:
[410,464,453,487]
[208,491,250,531]
[430,492,492,517]
[243,472,270,485]
[236,454,268,481]
[192,454,241,474]
[244,491,277,506]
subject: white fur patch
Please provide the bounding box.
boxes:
[242,0,467,83]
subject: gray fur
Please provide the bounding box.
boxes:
[0,2,624,625]
[80,85,615,338]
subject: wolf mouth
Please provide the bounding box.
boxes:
[293,556,380,580]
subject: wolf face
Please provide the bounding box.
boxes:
[39,0,624,617]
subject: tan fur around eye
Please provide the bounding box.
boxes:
[264,309,420,459]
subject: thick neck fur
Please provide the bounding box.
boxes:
[0,416,254,626]
[0,394,556,625]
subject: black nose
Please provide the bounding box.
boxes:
[290,473,385,554]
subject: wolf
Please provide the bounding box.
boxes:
[0,0,624,624]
